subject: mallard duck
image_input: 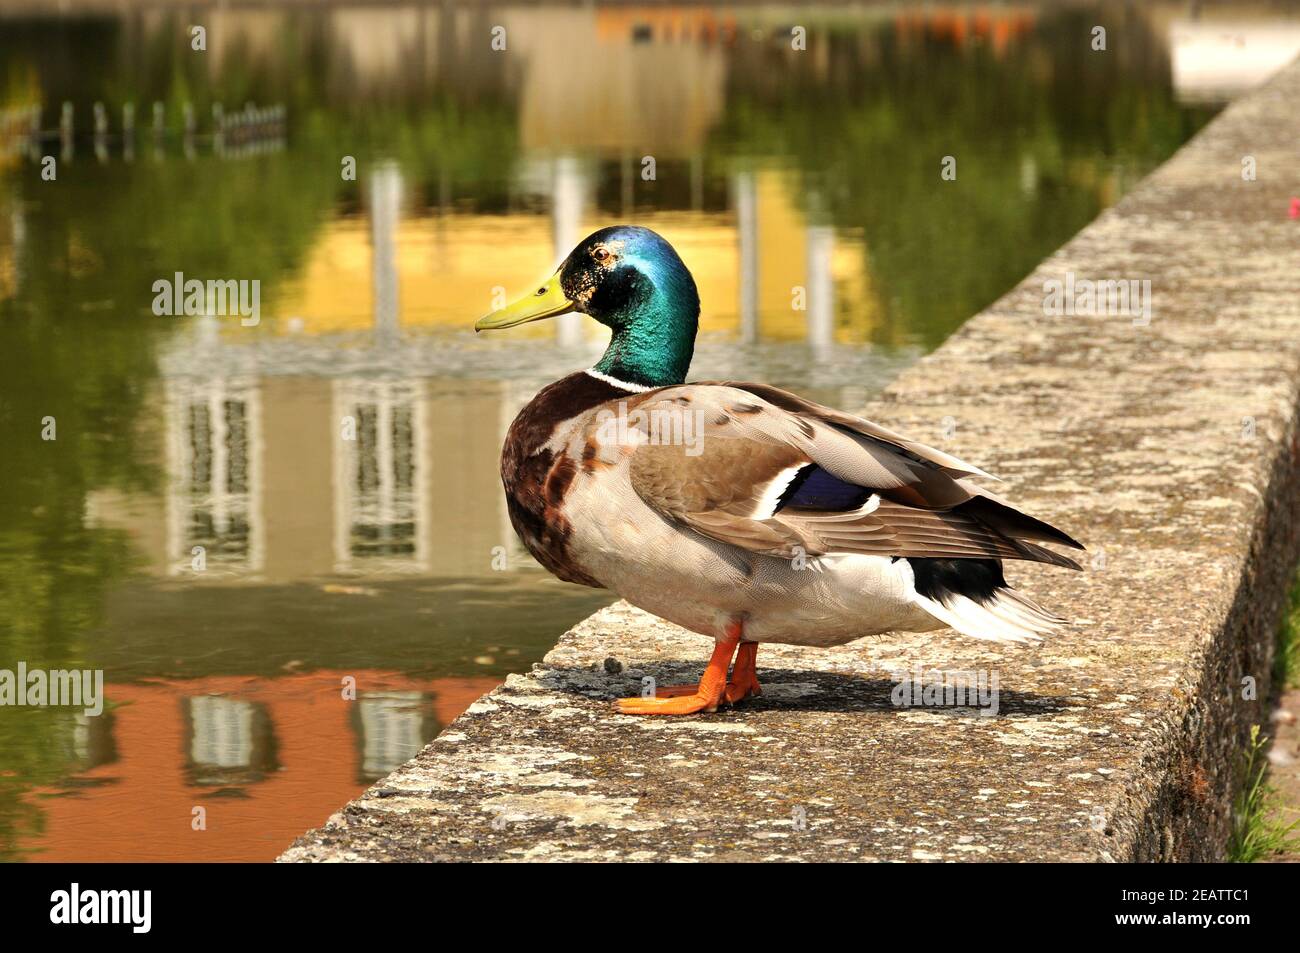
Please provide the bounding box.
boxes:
[476,226,1083,715]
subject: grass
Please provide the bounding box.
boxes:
[1228,570,1300,862]
[1271,571,1300,691]
[1228,725,1300,862]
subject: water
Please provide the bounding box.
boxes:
[0,3,1223,860]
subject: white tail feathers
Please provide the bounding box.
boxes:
[913,587,1067,644]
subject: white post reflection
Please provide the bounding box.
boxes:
[8,200,25,294]
[551,155,586,348]
[734,170,759,345]
[370,161,402,343]
[806,223,835,360]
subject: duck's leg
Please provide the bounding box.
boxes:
[655,640,762,702]
[724,642,762,704]
[616,623,741,715]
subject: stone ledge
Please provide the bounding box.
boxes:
[280,56,1300,862]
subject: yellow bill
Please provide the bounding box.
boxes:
[475,271,576,331]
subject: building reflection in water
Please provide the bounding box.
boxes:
[183,695,280,787]
[165,375,264,577]
[333,379,427,573]
[20,674,493,861]
[136,138,870,586]
[60,712,119,775]
[352,691,436,780]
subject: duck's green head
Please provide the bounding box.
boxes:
[476,225,700,388]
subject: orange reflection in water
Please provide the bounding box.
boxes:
[21,671,498,862]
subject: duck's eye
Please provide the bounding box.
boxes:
[592,247,611,263]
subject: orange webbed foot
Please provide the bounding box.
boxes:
[723,677,762,704]
[613,626,761,717]
[615,693,722,715]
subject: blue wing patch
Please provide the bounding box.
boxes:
[774,465,874,513]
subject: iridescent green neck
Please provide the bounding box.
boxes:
[592,281,698,388]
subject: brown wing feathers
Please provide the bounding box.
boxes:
[710,380,998,480]
[623,384,1083,569]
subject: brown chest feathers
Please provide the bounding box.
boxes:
[500,371,631,588]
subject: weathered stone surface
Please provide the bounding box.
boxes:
[280,58,1300,862]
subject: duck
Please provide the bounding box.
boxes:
[476,225,1083,716]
